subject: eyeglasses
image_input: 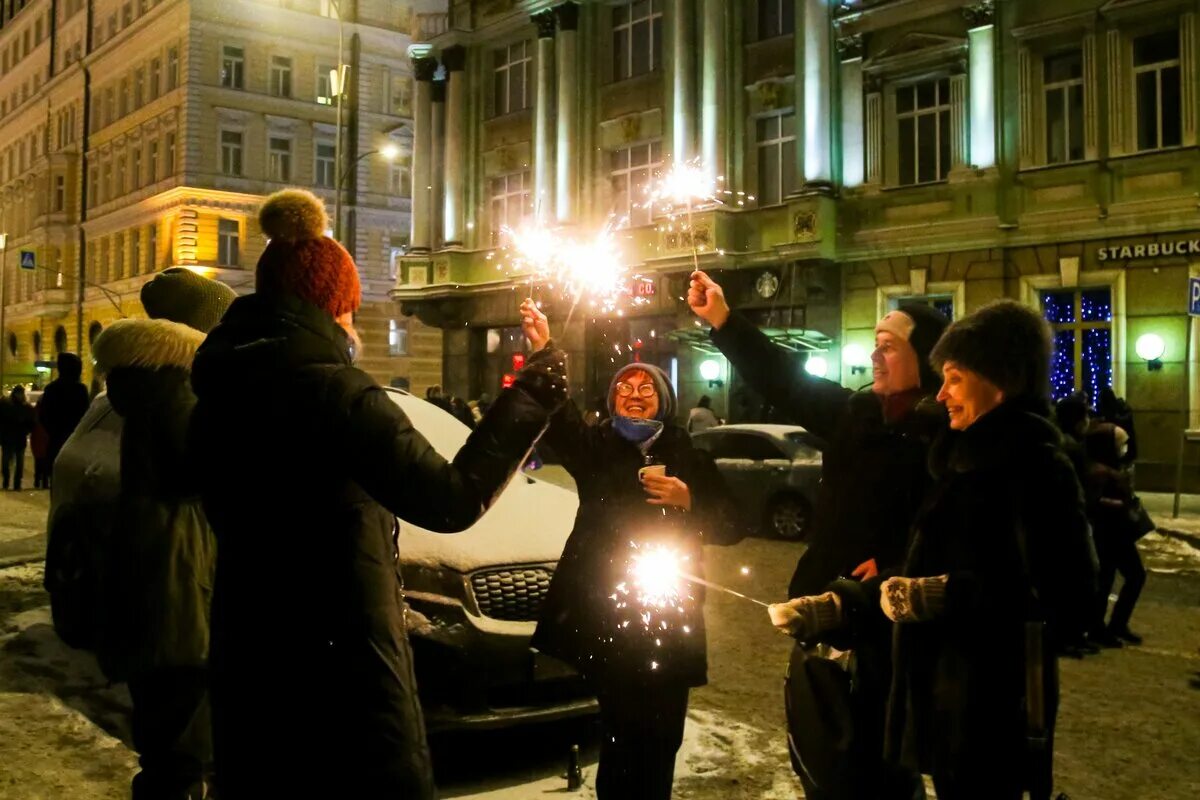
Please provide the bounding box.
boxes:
[615,382,657,398]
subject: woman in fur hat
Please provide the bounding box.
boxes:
[520,299,739,800]
[877,300,1096,799]
[91,267,237,799]
[188,190,568,799]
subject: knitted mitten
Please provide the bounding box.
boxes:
[768,591,844,640]
[879,575,949,623]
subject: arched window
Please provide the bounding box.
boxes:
[6,332,16,358]
[54,326,68,354]
[88,321,103,346]
[32,331,42,359]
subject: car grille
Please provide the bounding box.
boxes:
[470,567,554,622]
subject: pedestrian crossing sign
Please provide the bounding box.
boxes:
[19,250,35,270]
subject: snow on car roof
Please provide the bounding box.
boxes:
[696,423,808,437]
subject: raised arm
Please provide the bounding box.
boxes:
[688,271,852,440]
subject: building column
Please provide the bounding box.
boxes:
[865,86,882,185]
[1106,29,1125,156]
[430,79,446,251]
[555,3,579,224]
[1083,34,1100,160]
[442,46,467,245]
[966,3,996,168]
[801,0,832,187]
[1017,45,1035,167]
[671,0,695,162]
[409,52,437,253]
[950,73,969,169]
[533,10,556,224]
[701,0,725,178]
[1182,14,1197,146]
[838,34,864,188]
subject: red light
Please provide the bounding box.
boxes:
[511,353,526,371]
[502,373,515,388]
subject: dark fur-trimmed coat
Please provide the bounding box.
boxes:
[886,400,1096,783]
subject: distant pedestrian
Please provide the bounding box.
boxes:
[1084,422,1148,647]
[0,386,36,490]
[38,352,90,469]
[424,384,454,414]
[188,189,567,798]
[30,404,50,489]
[880,300,1096,800]
[686,395,721,434]
[1097,386,1138,465]
[450,395,477,429]
[92,267,237,799]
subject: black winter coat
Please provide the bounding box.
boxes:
[711,312,945,596]
[189,294,559,795]
[531,402,739,687]
[0,397,35,447]
[39,374,90,454]
[887,401,1096,782]
[92,319,214,683]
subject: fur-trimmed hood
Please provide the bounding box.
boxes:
[92,318,207,374]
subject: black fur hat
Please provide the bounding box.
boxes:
[929,300,1053,402]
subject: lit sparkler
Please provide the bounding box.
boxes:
[641,159,754,273]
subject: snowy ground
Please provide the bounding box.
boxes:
[1,486,1198,798]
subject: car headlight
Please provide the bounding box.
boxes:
[399,565,468,602]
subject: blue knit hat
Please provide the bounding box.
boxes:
[607,362,677,422]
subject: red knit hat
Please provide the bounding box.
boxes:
[255,189,361,317]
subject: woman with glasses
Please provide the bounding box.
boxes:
[520,299,739,800]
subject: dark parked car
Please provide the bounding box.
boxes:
[690,424,822,540]
[46,389,596,731]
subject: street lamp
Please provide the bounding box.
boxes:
[327,0,348,241]
[335,146,401,196]
[0,231,8,389]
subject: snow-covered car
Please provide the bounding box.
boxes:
[46,389,596,731]
[690,424,823,540]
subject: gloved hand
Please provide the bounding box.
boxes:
[879,575,949,623]
[767,591,843,641]
[511,342,568,410]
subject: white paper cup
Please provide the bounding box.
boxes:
[638,465,667,482]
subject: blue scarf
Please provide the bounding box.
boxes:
[613,415,664,450]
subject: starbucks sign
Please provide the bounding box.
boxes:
[1097,238,1200,262]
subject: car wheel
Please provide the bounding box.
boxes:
[766,495,810,541]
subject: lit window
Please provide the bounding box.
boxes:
[315,142,336,188]
[270,55,293,98]
[756,112,797,206]
[489,171,531,245]
[218,219,240,267]
[492,41,530,115]
[1133,30,1182,152]
[1044,50,1084,164]
[1042,288,1113,403]
[612,0,662,81]
[221,45,245,89]
[221,130,243,176]
[269,137,292,182]
[610,140,662,228]
[389,319,408,356]
[895,78,951,185]
[316,63,335,105]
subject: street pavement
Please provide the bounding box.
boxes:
[0,485,1197,798]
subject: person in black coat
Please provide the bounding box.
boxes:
[38,351,90,471]
[189,190,568,799]
[521,300,739,800]
[0,386,36,490]
[689,270,946,800]
[879,300,1097,800]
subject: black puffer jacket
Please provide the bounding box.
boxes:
[92,319,213,683]
[531,402,739,687]
[711,312,945,596]
[189,294,563,796]
[886,400,1096,781]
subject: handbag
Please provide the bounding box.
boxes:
[1127,495,1156,540]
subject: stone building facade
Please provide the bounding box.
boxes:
[397,0,1200,490]
[0,0,444,392]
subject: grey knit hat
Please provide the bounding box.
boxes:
[930,300,1053,402]
[140,267,237,333]
[607,362,677,422]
